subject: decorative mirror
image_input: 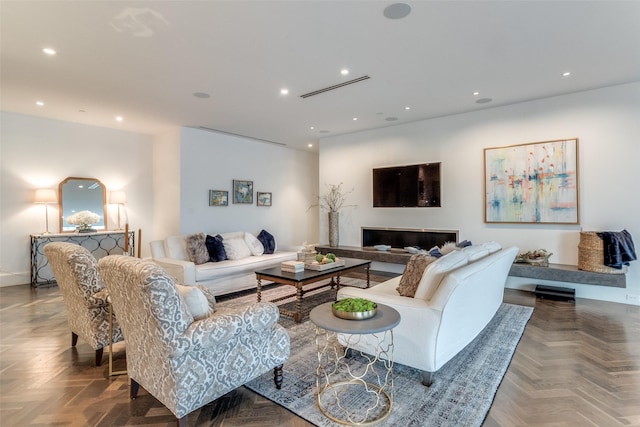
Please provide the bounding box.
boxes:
[58,177,107,232]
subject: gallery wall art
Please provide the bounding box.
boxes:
[209,190,228,206]
[484,138,579,224]
[233,180,253,204]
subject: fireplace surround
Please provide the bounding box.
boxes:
[361,227,458,250]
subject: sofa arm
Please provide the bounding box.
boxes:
[171,302,281,356]
[152,258,196,285]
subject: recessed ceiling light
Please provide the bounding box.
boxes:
[341,69,349,76]
[115,116,124,122]
[562,71,571,77]
[42,47,56,55]
[36,101,44,106]
[404,106,410,110]
[473,91,480,96]
[383,3,412,19]
[353,117,358,121]
[280,88,289,95]
[193,92,210,98]
[310,126,315,130]
[308,143,313,148]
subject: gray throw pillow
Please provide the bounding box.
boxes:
[185,233,210,265]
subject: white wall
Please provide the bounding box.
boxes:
[178,127,319,248]
[319,82,640,305]
[0,112,155,286]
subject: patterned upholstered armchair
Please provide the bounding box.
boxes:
[43,242,124,366]
[98,255,290,426]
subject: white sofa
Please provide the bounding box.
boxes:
[150,231,297,296]
[336,244,519,386]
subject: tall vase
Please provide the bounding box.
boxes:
[328,211,339,247]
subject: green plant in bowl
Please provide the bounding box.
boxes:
[332,298,378,320]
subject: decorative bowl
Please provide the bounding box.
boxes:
[331,298,378,320]
[373,245,391,251]
[332,306,377,320]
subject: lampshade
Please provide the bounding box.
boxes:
[34,188,57,204]
[109,191,127,204]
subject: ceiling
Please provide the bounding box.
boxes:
[2,1,639,151]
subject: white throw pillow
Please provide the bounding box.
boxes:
[244,232,265,256]
[482,241,502,253]
[413,250,469,301]
[461,245,490,262]
[176,284,213,320]
[222,237,252,260]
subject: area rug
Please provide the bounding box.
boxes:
[242,302,533,427]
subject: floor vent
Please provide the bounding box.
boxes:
[300,75,370,98]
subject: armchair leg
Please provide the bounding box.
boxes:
[177,415,188,427]
[95,348,104,367]
[130,379,140,400]
[71,332,78,347]
[274,365,283,389]
[421,371,434,387]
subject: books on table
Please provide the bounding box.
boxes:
[281,260,304,273]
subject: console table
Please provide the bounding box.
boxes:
[30,231,135,288]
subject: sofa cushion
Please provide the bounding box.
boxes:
[205,234,227,262]
[396,254,437,297]
[166,235,189,261]
[413,250,469,301]
[176,284,213,320]
[244,232,265,256]
[257,229,276,254]
[185,233,209,265]
[223,237,252,260]
[461,245,490,261]
[482,241,502,253]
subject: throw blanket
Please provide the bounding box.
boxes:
[597,229,637,269]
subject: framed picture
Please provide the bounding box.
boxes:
[484,138,579,224]
[257,192,272,206]
[209,190,228,206]
[233,180,253,204]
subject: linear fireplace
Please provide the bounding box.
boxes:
[361,227,458,250]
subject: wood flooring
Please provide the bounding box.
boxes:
[1,273,639,426]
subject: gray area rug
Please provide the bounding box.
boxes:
[241,298,533,427]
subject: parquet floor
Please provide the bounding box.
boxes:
[1,275,639,426]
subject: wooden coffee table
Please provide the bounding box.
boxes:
[254,258,371,323]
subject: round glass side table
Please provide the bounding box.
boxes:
[309,302,401,426]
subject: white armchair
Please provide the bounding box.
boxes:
[337,246,518,386]
[98,255,290,426]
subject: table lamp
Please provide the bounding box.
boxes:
[34,188,57,234]
[109,191,127,230]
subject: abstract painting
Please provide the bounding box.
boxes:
[484,138,579,224]
[209,190,228,206]
[257,192,272,206]
[233,180,253,204]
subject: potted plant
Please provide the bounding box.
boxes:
[310,183,355,247]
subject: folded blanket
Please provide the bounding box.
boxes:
[597,229,637,269]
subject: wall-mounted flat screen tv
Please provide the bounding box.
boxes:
[373,163,441,207]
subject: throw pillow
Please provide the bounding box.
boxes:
[413,250,469,301]
[257,229,276,254]
[482,241,502,253]
[205,234,227,262]
[185,233,209,265]
[461,245,490,262]
[176,284,214,320]
[223,237,252,260]
[244,232,265,256]
[396,254,437,297]
[439,241,460,255]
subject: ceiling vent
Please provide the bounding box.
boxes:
[300,75,370,98]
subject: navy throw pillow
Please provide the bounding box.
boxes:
[456,240,472,248]
[257,229,276,254]
[205,234,227,262]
